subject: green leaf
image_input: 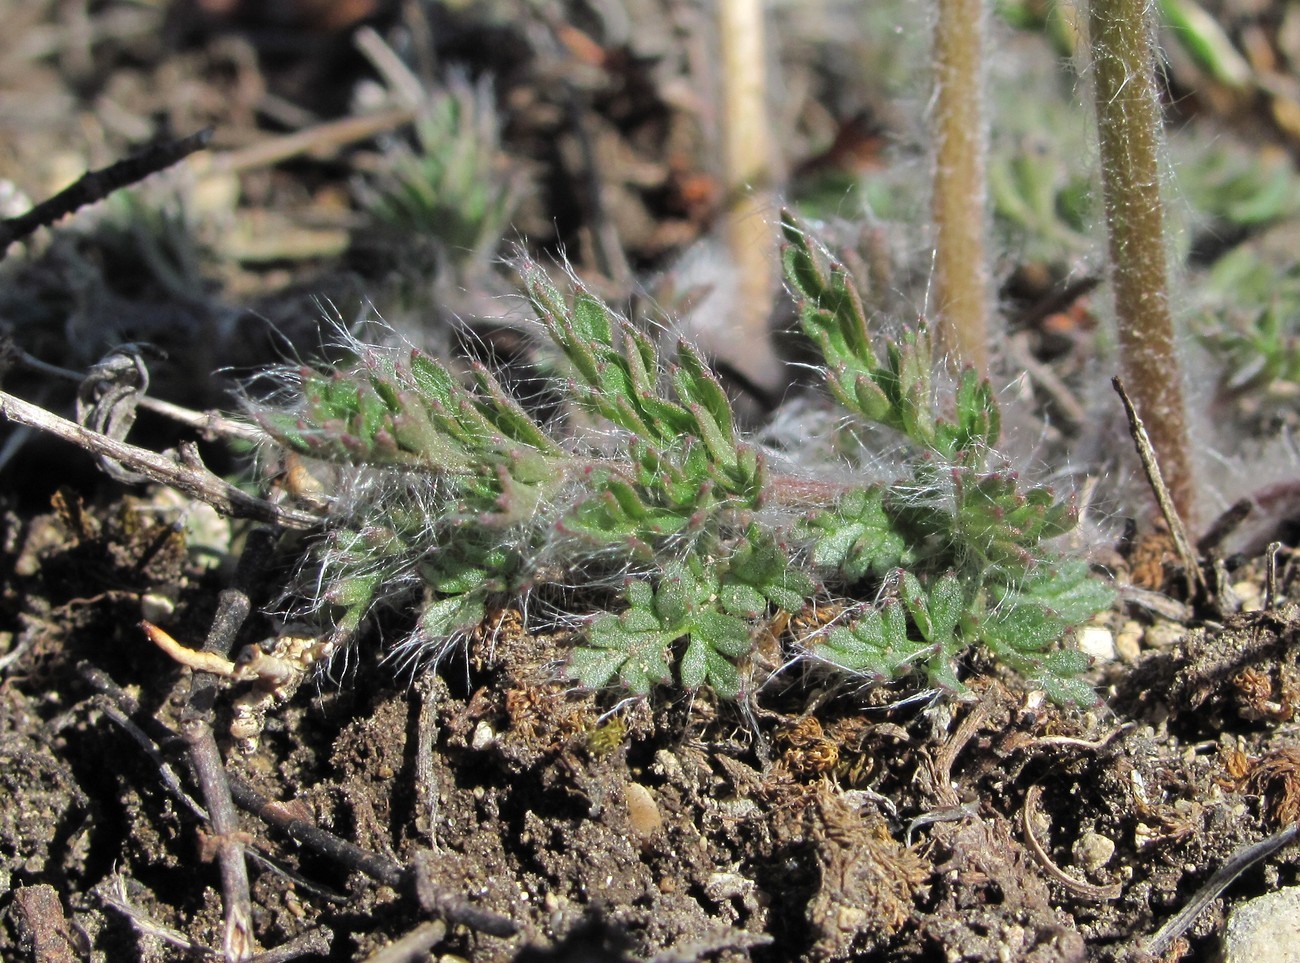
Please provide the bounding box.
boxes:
[720,582,767,618]
[806,488,908,580]
[675,341,736,442]
[903,571,964,650]
[568,645,635,691]
[680,636,743,697]
[571,290,615,346]
[575,611,676,694]
[1037,672,1098,707]
[811,598,914,676]
[692,609,753,658]
[325,572,380,608]
[978,560,1113,692]
[419,593,486,639]
[939,367,1001,455]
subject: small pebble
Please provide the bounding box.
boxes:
[470,721,496,751]
[1231,580,1262,613]
[140,593,175,623]
[1114,620,1143,661]
[1077,626,1116,662]
[705,871,753,902]
[718,798,757,820]
[1072,831,1115,872]
[1220,886,1300,963]
[624,782,662,838]
[653,749,685,785]
[1144,622,1184,651]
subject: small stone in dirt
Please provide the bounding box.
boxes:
[1115,620,1143,661]
[471,720,497,751]
[624,782,662,838]
[1071,831,1115,873]
[1220,886,1300,963]
[705,870,754,903]
[140,592,175,623]
[1145,621,1185,650]
[1231,579,1263,612]
[1077,626,1116,662]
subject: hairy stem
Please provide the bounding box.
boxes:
[717,0,782,392]
[1089,0,1197,526]
[931,0,991,376]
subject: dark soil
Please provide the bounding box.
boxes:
[2,2,1300,962]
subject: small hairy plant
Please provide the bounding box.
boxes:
[1197,260,1300,400]
[355,76,519,270]
[257,217,1113,703]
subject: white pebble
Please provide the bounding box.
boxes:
[1077,626,1116,662]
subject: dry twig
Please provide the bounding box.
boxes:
[1021,783,1122,902]
[81,661,520,941]
[0,130,212,254]
[5,343,263,444]
[1146,821,1300,954]
[1113,376,1205,597]
[0,388,319,529]
[358,921,448,963]
[180,527,280,962]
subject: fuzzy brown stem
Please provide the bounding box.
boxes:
[717,0,782,392]
[1089,0,1196,526]
[931,0,991,376]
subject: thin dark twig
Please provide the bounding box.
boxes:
[0,388,319,529]
[81,664,520,940]
[184,718,255,961]
[243,848,348,904]
[179,526,279,963]
[167,527,515,949]
[1112,376,1205,597]
[227,775,404,886]
[1197,498,1252,556]
[81,666,342,914]
[1146,822,1300,955]
[228,776,519,936]
[1021,784,1122,902]
[186,527,279,713]
[0,129,212,254]
[411,852,520,938]
[87,693,208,820]
[78,663,158,730]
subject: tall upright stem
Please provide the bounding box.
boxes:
[931,0,991,376]
[717,0,782,392]
[1089,0,1196,525]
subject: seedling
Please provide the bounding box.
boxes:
[255,216,1113,704]
[355,76,519,276]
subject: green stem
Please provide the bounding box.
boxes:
[1089,0,1197,526]
[931,0,991,376]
